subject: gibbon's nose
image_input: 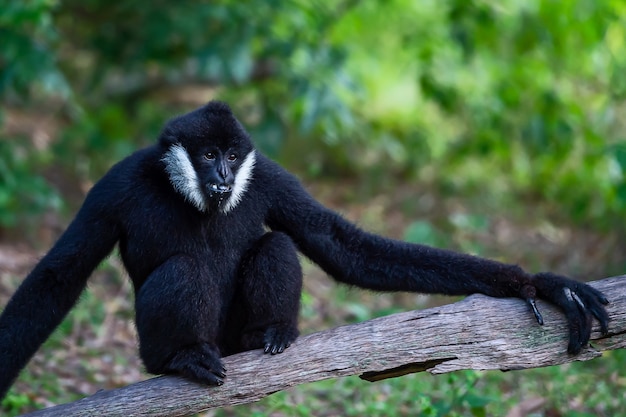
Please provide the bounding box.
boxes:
[217,161,234,182]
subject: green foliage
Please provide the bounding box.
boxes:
[52,101,166,180]
[0,0,65,229]
[328,0,626,227]
[0,0,69,99]
[2,0,626,229]
[0,140,60,228]
[52,0,357,155]
[1,392,37,415]
[404,220,446,247]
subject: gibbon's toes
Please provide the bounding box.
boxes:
[165,343,227,386]
[263,324,298,355]
[189,366,225,386]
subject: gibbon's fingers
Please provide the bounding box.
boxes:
[593,304,610,335]
[563,286,610,353]
[564,295,591,354]
[582,287,610,335]
[532,272,610,354]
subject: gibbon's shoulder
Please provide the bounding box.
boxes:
[251,153,302,186]
[81,145,169,207]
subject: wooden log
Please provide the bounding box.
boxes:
[22,276,626,417]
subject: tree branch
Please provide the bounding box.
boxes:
[22,276,626,417]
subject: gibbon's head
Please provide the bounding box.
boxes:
[159,101,256,214]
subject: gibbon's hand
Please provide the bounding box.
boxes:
[521,272,609,354]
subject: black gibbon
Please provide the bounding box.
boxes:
[0,101,609,397]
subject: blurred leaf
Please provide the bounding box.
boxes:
[404,221,443,247]
[449,213,489,233]
[0,141,61,229]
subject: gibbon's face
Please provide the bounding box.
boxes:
[160,102,256,214]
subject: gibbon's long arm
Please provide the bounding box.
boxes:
[262,156,609,354]
[0,185,120,399]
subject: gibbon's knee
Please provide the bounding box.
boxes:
[239,232,302,320]
[241,232,302,288]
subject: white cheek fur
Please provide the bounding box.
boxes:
[162,144,207,212]
[221,150,255,214]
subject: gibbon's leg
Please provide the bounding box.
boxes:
[238,232,302,354]
[135,255,226,386]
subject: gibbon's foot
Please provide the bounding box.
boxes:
[165,343,227,386]
[524,272,610,354]
[263,324,299,355]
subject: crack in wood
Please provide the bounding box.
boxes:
[359,357,457,382]
[401,311,442,322]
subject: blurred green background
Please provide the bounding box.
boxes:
[1,0,626,416]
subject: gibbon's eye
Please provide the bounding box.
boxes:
[227,154,237,162]
[204,152,216,161]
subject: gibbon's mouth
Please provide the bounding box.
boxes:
[208,183,233,194]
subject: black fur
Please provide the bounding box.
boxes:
[0,101,609,397]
